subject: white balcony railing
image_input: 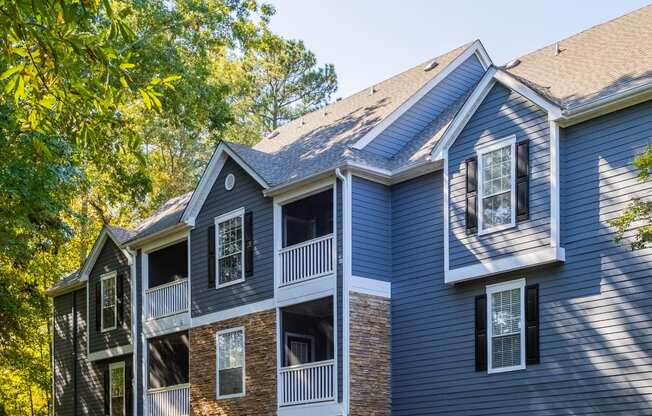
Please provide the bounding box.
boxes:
[145,278,189,320]
[147,384,189,416]
[279,234,334,287]
[279,359,335,406]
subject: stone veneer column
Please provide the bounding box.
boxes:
[189,309,277,416]
[349,292,391,416]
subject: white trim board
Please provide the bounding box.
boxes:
[142,312,191,339]
[80,226,131,282]
[431,68,564,161]
[350,276,391,299]
[445,246,565,284]
[88,344,133,362]
[353,40,493,150]
[191,298,275,328]
[181,142,269,226]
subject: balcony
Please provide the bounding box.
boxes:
[279,189,334,288]
[279,297,335,407]
[146,278,189,320]
[279,234,334,286]
[146,384,189,416]
[146,240,189,320]
[147,331,189,416]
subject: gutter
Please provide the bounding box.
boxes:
[123,222,191,249]
[557,81,652,127]
[45,280,86,297]
[263,157,443,198]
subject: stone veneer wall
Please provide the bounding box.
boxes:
[189,309,277,416]
[349,292,391,416]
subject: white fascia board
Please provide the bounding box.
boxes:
[80,227,130,281]
[88,344,133,362]
[493,70,563,119]
[353,40,493,151]
[445,246,565,284]
[180,142,269,226]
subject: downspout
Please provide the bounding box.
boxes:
[128,248,138,416]
[335,168,351,415]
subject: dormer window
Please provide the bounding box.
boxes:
[477,136,516,234]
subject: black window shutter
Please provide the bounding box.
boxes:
[475,294,487,371]
[465,157,478,234]
[525,284,540,365]
[244,211,254,277]
[125,360,133,416]
[116,273,124,327]
[208,225,216,288]
[516,140,530,221]
[103,366,110,416]
[95,281,101,332]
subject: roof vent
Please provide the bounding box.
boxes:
[369,86,376,95]
[265,131,279,140]
[423,60,438,71]
[505,59,521,69]
[555,42,561,56]
[336,97,342,102]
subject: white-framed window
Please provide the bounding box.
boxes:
[477,135,516,234]
[109,361,125,416]
[216,327,245,399]
[215,207,245,288]
[487,278,526,374]
[101,271,118,332]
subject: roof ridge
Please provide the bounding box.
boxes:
[511,4,652,64]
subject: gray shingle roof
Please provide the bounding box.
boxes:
[505,4,652,109]
[125,192,193,243]
[46,269,82,295]
[226,42,477,186]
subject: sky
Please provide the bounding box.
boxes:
[266,0,651,98]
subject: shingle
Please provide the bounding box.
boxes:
[506,5,652,109]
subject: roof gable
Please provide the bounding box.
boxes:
[353,40,491,154]
[432,68,562,160]
[180,142,269,226]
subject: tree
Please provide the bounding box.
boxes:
[235,32,337,138]
[610,146,652,249]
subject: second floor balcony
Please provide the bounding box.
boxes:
[146,240,189,320]
[279,189,335,287]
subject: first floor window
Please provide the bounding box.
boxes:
[109,362,125,416]
[216,208,245,286]
[101,272,117,331]
[487,279,525,373]
[217,327,245,398]
[478,137,515,232]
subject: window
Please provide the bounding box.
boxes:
[216,327,245,399]
[215,208,245,287]
[101,272,117,331]
[109,362,125,416]
[478,136,516,233]
[285,333,315,366]
[487,279,525,373]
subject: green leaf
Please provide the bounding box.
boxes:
[0,65,23,81]
[119,62,135,70]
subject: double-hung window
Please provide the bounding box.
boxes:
[215,208,245,287]
[487,278,525,373]
[477,136,516,233]
[109,362,125,416]
[101,272,117,331]
[216,327,245,399]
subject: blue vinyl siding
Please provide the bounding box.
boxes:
[366,55,485,158]
[448,83,551,269]
[391,100,652,415]
[351,176,392,281]
[190,156,274,316]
